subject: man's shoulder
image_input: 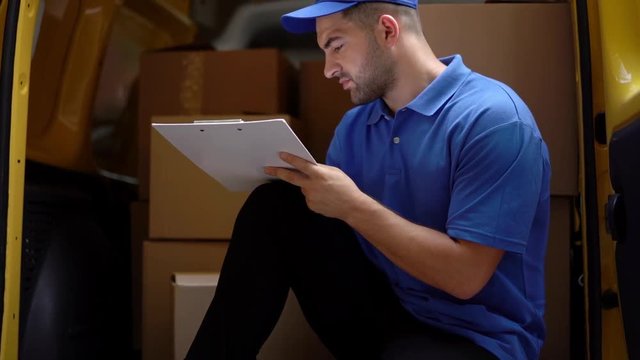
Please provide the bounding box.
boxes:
[456,72,533,120]
[459,72,518,103]
[446,72,541,140]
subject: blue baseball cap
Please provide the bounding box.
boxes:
[281,0,418,34]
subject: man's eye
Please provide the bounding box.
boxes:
[334,44,343,53]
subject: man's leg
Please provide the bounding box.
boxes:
[186,181,400,359]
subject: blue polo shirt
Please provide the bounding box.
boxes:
[326,55,551,359]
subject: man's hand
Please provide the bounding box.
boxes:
[264,152,366,220]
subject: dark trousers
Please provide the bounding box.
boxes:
[186,181,496,360]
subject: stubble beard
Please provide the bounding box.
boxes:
[349,36,397,105]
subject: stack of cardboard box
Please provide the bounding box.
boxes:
[132,3,578,360]
[132,48,334,360]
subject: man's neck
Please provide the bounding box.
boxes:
[383,38,446,114]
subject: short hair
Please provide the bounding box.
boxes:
[342,2,423,35]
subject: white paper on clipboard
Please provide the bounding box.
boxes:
[152,119,316,191]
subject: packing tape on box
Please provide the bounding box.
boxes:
[180,53,204,115]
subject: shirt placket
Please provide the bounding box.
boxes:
[384,109,409,288]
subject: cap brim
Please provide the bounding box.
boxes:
[281,1,358,34]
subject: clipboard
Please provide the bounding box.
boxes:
[152,119,316,191]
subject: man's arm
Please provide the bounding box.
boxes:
[265,152,504,300]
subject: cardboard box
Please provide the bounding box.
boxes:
[420,3,578,195]
[173,273,219,360]
[149,114,303,239]
[142,240,229,360]
[138,48,297,200]
[172,273,333,360]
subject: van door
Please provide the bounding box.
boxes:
[598,1,640,359]
[575,0,640,358]
[0,0,39,359]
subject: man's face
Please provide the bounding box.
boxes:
[316,13,396,105]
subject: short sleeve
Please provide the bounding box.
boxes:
[446,120,546,254]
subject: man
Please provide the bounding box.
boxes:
[188,1,550,359]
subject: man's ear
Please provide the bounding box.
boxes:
[377,14,400,47]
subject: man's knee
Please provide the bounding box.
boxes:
[245,181,304,210]
[232,181,308,244]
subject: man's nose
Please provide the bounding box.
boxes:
[324,56,340,79]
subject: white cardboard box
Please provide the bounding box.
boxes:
[172,273,220,360]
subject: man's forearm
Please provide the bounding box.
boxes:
[342,192,503,300]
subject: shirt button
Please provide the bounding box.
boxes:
[393,136,401,144]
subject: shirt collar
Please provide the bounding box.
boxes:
[366,99,393,124]
[367,54,471,125]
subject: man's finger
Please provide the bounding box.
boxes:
[264,166,306,187]
[279,152,316,175]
